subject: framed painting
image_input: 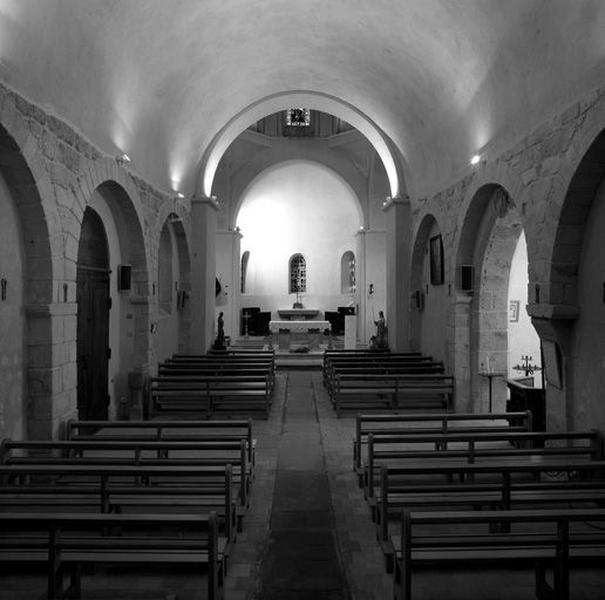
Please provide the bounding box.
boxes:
[509,299,520,322]
[429,234,444,285]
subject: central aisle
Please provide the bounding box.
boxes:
[255,370,350,599]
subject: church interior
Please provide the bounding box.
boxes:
[1,1,605,599]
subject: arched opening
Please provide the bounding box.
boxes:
[551,129,605,432]
[340,251,356,294]
[0,124,55,440]
[289,253,307,295]
[76,207,110,420]
[241,251,250,294]
[456,184,540,413]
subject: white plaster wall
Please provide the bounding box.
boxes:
[155,224,181,363]
[0,173,25,439]
[507,232,542,383]
[570,181,605,432]
[236,160,360,319]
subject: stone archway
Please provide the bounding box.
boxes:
[409,214,439,352]
[0,124,60,439]
[457,184,523,412]
[545,129,605,431]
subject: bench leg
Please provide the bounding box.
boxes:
[535,560,556,600]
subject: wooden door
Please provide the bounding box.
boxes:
[76,266,110,420]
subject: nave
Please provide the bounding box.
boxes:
[2,363,605,599]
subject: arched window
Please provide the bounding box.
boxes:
[158,223,173,312]
[289,253,306,293]
[341,251,356,294]
[240,250,250,293]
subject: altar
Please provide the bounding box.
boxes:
[269,319,331,351]
[277,309,319,320]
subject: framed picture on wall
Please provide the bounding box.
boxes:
[509,300,520,322]
[429,234,444,285]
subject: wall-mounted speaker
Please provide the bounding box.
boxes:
[117,264,132,292]
[412,289,424,311]
[460,264,474,292]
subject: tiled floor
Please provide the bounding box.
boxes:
[3,369,605,599]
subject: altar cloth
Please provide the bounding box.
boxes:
[269,320,330,333]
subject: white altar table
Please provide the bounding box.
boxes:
[269,320,331,351]
[269,320,330,333]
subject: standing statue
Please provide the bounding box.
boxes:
[371,310,388,350]
[213,311,226,350]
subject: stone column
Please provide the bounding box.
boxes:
[190,195,220,353]
[26,301,78,439]
[383,195,411,351]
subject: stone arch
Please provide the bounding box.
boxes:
[0,121,64,439]
[455,183,524,412]
[73,162,151,384]
[541,126,605,432]
[409,213,439,352]
[550,130,605,312]
[198,90,408,200]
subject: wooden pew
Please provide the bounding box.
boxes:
[0,438,250,512]
[324,363,445,397]
[149,373,273,418]
[377,459,605,572]
[393,507,605,600]
[330,373,455,416]
[0,463,238,548]
[353,411,533,480]
[322,351,427,383]
[0,510,224,600]
[65,418,256,470]
[365,429,604,500]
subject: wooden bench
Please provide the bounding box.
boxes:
[393,507,605,600]
[353,411,533,479]
[65,418,256,470]
[330,373,455,416]
[324,363,445,397]
[0,438,250,511]
[365,429,604,499]
[149,374,273,418]
[0,463,238,547]
[0,510,224,600]
[322,352,428,384]
[377,459,605,572]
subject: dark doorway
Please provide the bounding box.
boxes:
[77,208,111,420]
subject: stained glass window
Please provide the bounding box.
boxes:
[289,253,306,293]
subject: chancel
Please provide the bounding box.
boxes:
[1,2,605,599]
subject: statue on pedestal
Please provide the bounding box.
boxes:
[212,311,227,351]
[370,310,388,350]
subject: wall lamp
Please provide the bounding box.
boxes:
[470,154,481,166]
[116,153,131,166]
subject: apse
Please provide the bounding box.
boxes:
[236,159,360,316]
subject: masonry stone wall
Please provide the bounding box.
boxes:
[412,83,605,431]
[0,82,192,439]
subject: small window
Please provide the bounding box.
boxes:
[240,251,250,294]
[289,253,307,294]
[341,251,356,294]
